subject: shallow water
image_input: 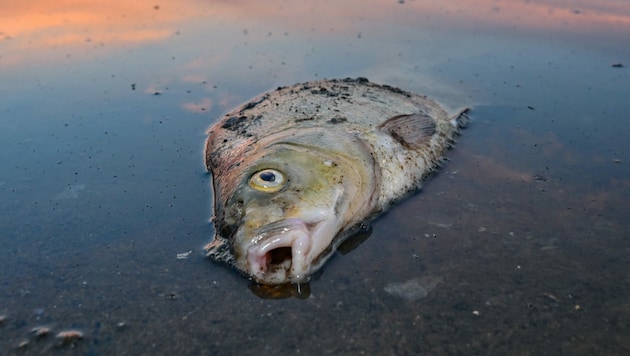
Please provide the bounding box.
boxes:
[1,0,629,354]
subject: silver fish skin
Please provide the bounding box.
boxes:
[205,77,467,285]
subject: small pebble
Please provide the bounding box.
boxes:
[17,340,29,349]
[31,326,51,339]
[55,330,84,346]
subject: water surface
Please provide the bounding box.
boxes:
[1,0,629,353]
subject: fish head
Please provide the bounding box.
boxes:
[207,129,378,285]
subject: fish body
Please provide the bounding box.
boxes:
[205,78,467,285]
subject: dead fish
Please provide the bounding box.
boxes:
[204,77,467,285]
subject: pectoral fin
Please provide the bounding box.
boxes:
[379,113,436,148]
[205,236,234,266]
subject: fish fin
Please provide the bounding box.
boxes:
[379,113,436,148]
[450,108,470,128]
[205,237,234,266]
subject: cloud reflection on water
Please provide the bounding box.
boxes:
[1,0,628,113]
[2,0,629,66]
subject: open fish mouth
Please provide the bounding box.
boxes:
[246,218,332,284]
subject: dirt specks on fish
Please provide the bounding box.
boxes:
[327,116,348,124]
[241,95,269,111]
[220,115,262,134]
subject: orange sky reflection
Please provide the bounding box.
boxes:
[1,0,628,68]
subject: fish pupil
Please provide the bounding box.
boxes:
[260,171,276,182]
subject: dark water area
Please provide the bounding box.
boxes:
[1,0,629,354]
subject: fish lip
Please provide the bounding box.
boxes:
[246,218,323,284]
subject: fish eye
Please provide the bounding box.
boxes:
[249,169,286,192]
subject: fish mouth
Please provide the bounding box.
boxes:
[246,217,336,284]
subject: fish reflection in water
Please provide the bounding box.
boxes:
[248,281,312,299]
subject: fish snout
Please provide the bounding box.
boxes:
[246,218,312,284]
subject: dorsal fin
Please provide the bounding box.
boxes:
[378,113,436,148]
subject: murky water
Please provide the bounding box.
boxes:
[1,0,629,354]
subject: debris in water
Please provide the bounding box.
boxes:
[55,330,84,347]
[611,63,624,68]
[384,276,443,301]
[31,326,51,339]
[543,292,560,303]
[17,340,29,350]
[533,174,548,182]
[427,220,452,228]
